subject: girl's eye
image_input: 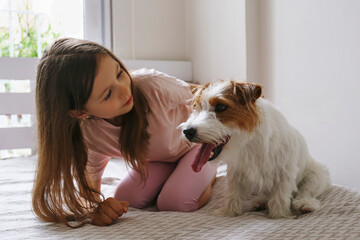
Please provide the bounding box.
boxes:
[215,103,227,113]
[117,70,123,79]
[104,89,112,101]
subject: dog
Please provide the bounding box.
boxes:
[179,80,331,218]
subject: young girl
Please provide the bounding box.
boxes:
[32,38,217,226]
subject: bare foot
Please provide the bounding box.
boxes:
[198,174,216,209]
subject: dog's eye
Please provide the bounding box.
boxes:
[215,103,227,113]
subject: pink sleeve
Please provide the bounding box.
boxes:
[85,146,111,182]
[82,119,120,182]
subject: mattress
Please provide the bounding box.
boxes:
[1,156,359,240]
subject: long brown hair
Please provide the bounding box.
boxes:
[33,38,150,226]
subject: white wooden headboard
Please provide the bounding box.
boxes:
[0,57,192,157]
[0,57,38,153]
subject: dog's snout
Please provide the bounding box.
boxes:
[183,128,197,141]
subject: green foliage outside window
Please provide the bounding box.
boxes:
[0,0,61,58]
[0,31,9,57]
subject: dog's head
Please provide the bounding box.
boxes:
[179,80,262,172]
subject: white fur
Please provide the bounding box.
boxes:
[180,84,331,218]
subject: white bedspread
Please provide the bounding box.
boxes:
[1,156,360,240]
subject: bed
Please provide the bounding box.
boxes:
[1,58,360,239]
[1,156,360,240]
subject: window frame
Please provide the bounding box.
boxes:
[84,0,112,51]
[0,0,113,158]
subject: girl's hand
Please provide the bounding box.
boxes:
[90,197,129,226]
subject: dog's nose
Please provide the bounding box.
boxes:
[183,128,197,141]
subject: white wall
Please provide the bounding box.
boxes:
[112,0,247,84]
[112,0,186,60]
[111,0,360,189]
[258,0,360,189]
[185,0,247,83]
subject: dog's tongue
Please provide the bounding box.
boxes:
[192,143,215,172]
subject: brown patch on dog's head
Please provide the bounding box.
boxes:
[191,82,212,111]
[208,81,262,132]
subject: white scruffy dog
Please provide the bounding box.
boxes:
[179,80,331,218]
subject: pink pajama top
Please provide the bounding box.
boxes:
[82,68,193,181]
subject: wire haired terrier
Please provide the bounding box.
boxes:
[179,80,330,218]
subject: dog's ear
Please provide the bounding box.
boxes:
[251,83,262,100]
[190,83,207,110]
[233,82,262,105]
[189,83,203,95]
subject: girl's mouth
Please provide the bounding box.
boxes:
[123,96,133,106]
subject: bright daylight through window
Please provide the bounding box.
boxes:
[0,0,83,57]
[0,0,83,158]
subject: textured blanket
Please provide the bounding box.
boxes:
[1,156,359,240]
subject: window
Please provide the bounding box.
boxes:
[0,0,84,58]
[0,0,110,159]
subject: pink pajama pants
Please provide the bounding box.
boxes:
[114,145,217,212]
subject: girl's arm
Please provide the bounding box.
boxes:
[90,198,129,226]
[85,173,102,201]
[85,173,129,226]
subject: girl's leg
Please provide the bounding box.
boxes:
[157,145,217,212]
[114,162,176,209]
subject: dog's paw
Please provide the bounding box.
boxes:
[212,207,241,217]
[293,198,320,214]
[268,210,295,219]
[212,208,227,217]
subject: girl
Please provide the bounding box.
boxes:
[32,38,217,226]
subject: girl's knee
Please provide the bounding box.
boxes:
[114,184,154,209]
[129,199,153,209]
[114,188,152,209]
[157,190,199,212]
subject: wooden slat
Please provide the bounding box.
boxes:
[0,92,36,114]
[0,127,37,150]
[0,57,191,152]
[0,57,39,80]
[0,57,192,81]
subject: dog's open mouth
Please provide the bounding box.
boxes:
[192,135,231,172]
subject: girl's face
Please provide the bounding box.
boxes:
[84,54,134,119]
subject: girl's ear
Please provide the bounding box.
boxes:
[68,110,91,119]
